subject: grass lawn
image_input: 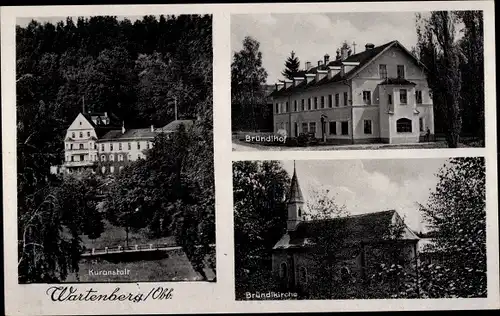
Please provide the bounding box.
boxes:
[79,220,176,250]
[65,250,216,282]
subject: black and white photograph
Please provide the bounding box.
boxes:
[16,14,215,283]
[233,158,486,299]
[231,11,485,151]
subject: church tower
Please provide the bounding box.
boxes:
[287,161,305,232]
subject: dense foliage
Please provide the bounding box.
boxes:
[17,15,213,282]
[231,36,269,131]
[416,11,484,147]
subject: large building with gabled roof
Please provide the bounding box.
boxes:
[270,40,435,145]
[272,164,420,293]
[62,111,193,174]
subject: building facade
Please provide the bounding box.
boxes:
[270,41,434,144]
[271,165,420,293]
[62,112,193,174]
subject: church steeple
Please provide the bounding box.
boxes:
[287,161,304,232]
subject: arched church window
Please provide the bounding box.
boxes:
[101,155,106,161]
[298,208,302,217]
[299,266,308,285]
[279,262,288,281]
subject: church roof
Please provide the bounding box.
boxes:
[288,164,304,203]
[273,210,419,251]
[269,40,424,97]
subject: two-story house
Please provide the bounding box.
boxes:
[270,41,434,145]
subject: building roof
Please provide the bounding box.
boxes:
[269,40,423,97]
[288,163,304,203]
[97,128,157,141]
[273,210,419,251]
[160,119,194,132]
[82,112,122,137]
[379,78,417,86]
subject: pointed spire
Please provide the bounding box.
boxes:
[288,161,304,203]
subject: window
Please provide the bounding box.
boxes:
[341,121,349,135]
[80,154,84,161]
[109,155,114,161]
[343,92,348,106]
[379,64,388,79]
[419,117,424,132]
[71,156,74,161]
[79,121,82,125]
[335,93,340,107]
[110,166,115,173]
[119,143,122,150]
[280,262,288,280]
[363,91,371,105]
[307,98,311,110]
[416,90,422,104]
[128,154,132,161]
[299,267,308,285]
[101,166,106,174]
[294,100,297,112]
[388,94,393,105]
[137,142,141,150]
[301,99,305,111]
[94,144,97,150]
[364,120,372,134]
[400,89,407,104]
[118,154,124,162]
[329,121,336,135]
[72,132,75,138]
[302,122,308,133]
[320,96,325,108]
[101,155,106,161]
[87,131,90,137]
[309,122,317,135]
[285,102,289,112]
[101,144,105,151]
[328,95,333,108]
[397,65,405,78]
[314,97,318,109]
[146,142,150,149]
[275,103,279,114]
[79,132,83,138]
[397,118,412,133]
[110,143,113,151]
[79,144,84,149]
[128,142,131,150]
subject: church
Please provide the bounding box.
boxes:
[270,40,434,145]
[271,164,420,293]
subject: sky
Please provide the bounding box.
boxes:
[280,158,448,233]
[231,12,424,84]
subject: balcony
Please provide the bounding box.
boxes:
[64,160,97,168]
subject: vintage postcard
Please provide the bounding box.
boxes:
[1,1,499,315]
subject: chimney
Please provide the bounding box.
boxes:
[318,60,323,67]
[121,121,125,134]
[324,54,330,65]
[365,43,375,51]
[341,47,348,61]
[150,125,154,132]
[305,61,312,71]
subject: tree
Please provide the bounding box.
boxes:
[233,161,289,298]
[281,51,300,80]
[231,36,268,131]
[418,157,486,297]
[456,11,484,144]
[416,11,463,148]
